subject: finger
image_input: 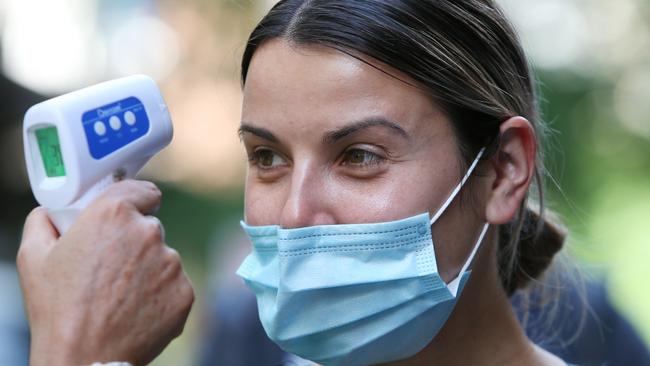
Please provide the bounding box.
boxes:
[18,207,58,268]
[99,179,162,215]
[144,215,166,242]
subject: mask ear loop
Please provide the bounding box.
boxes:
[429,147,486,226]
[426,147,489,296]
[447,223,489,296]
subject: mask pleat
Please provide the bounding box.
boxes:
[235,149,487,366]
[269,274,452,341]
[287,289,458,365]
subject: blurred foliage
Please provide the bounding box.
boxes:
[151,66,650,366]
[152,3,650,361]
[537,69,650,342]
[156,183,244,259]
[540,72,650,214]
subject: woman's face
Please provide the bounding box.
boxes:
[240,39,487,281]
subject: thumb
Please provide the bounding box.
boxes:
[17,207,59,269]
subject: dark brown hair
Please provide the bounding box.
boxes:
[240,0,567,295]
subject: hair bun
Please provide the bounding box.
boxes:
[499,203,568,295]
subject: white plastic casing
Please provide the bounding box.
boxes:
[23,75,173,233]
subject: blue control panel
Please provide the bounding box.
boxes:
[82,96,150,159]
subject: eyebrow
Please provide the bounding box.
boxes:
[238,117,410,145]
[323,117,409,144]
[238,124,279,143]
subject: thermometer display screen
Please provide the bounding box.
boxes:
[35,126,66,177]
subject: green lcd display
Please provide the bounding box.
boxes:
[35,126,66,177]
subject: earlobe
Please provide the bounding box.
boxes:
[485,116,536,225]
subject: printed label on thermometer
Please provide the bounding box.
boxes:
[24,74,173,232]
[82,96,151,159]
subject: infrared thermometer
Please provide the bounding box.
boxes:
[23,75,173,234]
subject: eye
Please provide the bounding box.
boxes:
[249,148,288,169]
[341,148,386,167]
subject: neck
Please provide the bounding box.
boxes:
[383,228,538,366]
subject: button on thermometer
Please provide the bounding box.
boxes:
[23,75,173,233]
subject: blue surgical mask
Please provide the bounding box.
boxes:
[237,148,489,366]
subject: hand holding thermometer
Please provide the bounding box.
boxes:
[23,75,173,234]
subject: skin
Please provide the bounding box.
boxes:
[16,38,564,365]
[18,180,194,365]
[241,39,565,365]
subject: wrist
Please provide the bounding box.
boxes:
[29,326,82,366]
[29,342,77,366]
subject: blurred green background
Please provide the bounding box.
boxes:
[0,0,648,364]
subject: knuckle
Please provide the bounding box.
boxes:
[149,183,163,210]
[175,280,195,319]
[120,178,141,189]
[179,271,195,304]
[143,219,163,243]
[101,196,131,221]
[163,247,181,266]
[136,180,161,200]
[165,246,180,260]
[158,248,182,278]
[145,181,161,196]
[15,246,29,271]
[183,282,196,308]
[104,179,133,196]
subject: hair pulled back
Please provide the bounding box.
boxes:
[241,0,567,295]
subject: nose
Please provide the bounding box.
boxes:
[280,160,336,229]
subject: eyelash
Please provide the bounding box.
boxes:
[340,148,387,168]
[248,148,287,170]
[247,146,388,171]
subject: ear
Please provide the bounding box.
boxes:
[485,116,536,225]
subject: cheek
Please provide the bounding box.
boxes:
[243,176,287,226]
[243,163,457,226]
[352,161,452,221]
[328,175,429,223]
[329,179,403,223]
[325,162,454,225]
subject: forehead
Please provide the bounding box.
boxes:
[242,38,443,134]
